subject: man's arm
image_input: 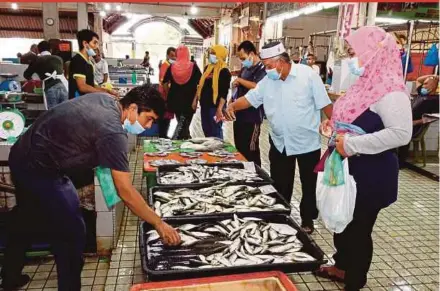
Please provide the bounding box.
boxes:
[416,75,438,88]
[311,70,332,118]
[236,78,257,90]
[112,170,180,245]
[102,61,109,83]
[23,60,38,80]
[75,77,109,94]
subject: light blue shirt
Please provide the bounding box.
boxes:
[245,63,331,156]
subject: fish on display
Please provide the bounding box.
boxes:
[146,215,316,271]
[207,150,237,158]
[152,184,288,217]
[150,159,182,167]
[159,165,264,185]
[185,159,208,165]
[145,152,170,157]
[180,138,224,152]
[180,152,203,158]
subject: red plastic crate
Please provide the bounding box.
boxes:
[130,271,298,291]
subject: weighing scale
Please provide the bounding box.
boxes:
[0,73,21,93]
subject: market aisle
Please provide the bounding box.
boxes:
[7,110,439,291]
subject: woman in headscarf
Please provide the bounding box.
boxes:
[315,26,412,291]
[195,45,231,139]
[163,45,202,139]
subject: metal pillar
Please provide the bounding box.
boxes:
[42,3,60,39]
[366,2,378,26]
[77,3,88,31]
[94,14,104,51]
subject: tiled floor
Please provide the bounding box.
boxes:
[4,110,439,291]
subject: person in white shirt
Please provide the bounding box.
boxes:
[93,48,109,85]
[307,53,321,75]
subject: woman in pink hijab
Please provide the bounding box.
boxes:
[316,26,412,290]
[163,45,201,139]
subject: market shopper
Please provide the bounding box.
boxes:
[93,48,109,85]
[315,26,412,291]
[196,45,231,139]
[158,47,177,138]
[231,40,266,166]
[225,42,332,233]
[306,53,321,75]
[68,29,117,99]
[1,84,181,290]
[19,44,38,64]
[163,45,202,139]
[23,40,68,109]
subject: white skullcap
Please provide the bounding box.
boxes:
[260,42,286,60]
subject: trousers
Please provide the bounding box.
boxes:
[333,204,381,290]
[201,106,223,139]
[172,113,194,140]
[268,138,320,226]
[45,82,68,109]
[233,120,261,166]
[158,118,171,138]
[2,153,86,291]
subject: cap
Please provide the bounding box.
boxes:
[260,42,286,60]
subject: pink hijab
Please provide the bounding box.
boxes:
[332,26,408,124]
[171,45,194,85]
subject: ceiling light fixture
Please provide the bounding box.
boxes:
[104,4,111,11]
[190,4,198,15]
[11,3,18,10]
[99,11,107,17]
[375,17,408,24]
[116,5,122,11]
[267,2,339,23]
[124,13,133,19]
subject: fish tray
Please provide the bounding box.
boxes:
[156,163,273,187]
[139,213,327,281]
[148,184,291,219]
[130,271,298,291]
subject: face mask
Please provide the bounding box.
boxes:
[209,54,218,64]
[420,88,429,96]
[348,57,365,77]
[266,68,281,80]
[242,57,253,68]
[169,59,175,64]
[86,45,96,57]
[123,112,145,135]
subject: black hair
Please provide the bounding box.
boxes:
[166,47,176,56]
[279,52,291,63]
[119,84,165,118]
[145,51,149,55]
[37,41,51,53]
[191,55,195,61]
[125,55,130,59]
[238,40,257,54]
[77,29,99,50]
[307,53,316,59]
[30,44,38,50]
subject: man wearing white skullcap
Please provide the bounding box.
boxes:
[225,41,333,234]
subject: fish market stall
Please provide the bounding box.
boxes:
[140,213,326,281]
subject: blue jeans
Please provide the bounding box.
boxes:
[200,106,223,139]
[45,82,68,109]
[2,151,85,290]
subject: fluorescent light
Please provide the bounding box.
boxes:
[104,3,111,11]
[99,11,107,17]
[116,5,122,11]
[190,5,198,15]
[11,3,18,10]
[268,2,339,23]
[124,13,133,19]
[375,17,407,24]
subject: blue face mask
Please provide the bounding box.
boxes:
[242,57,253,68]
[266,68,281,81]
[209,54,218,64]
[86,46,96,57]
[123,112,145,135]
[421,88,429,96]
[348,57,365,76]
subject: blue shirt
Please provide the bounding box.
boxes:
[245,63,331,155]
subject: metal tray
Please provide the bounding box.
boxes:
[148,184,291,219]
[156,163,273,187]
[139,213,327,281]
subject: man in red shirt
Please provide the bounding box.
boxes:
[158,47,177,138]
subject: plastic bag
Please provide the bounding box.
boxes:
[424,44,439,67]
[316,158,357,234]
[95,167,121,209]
[323,150,344,186]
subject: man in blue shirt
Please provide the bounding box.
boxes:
[231,41,266,166]
[225,42,332,234]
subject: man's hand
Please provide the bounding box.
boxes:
[319,119,332,138]
[155,221,181,246]
[215,108,224,123]
[224,103,236,121]
[232,78,241,88]
[335,134,348,157]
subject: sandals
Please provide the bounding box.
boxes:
[313,266,345,283]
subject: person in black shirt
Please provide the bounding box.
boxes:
[19,44,38,65]
[163,45,202,139]
[24,41,68,109]
[1,85,180,290]
[196,45,231,139]
[231,41,266,165]
[68,29,117,99]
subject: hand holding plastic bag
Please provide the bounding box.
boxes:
[316,157,357,234]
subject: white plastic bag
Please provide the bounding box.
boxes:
[316,158,357,234]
